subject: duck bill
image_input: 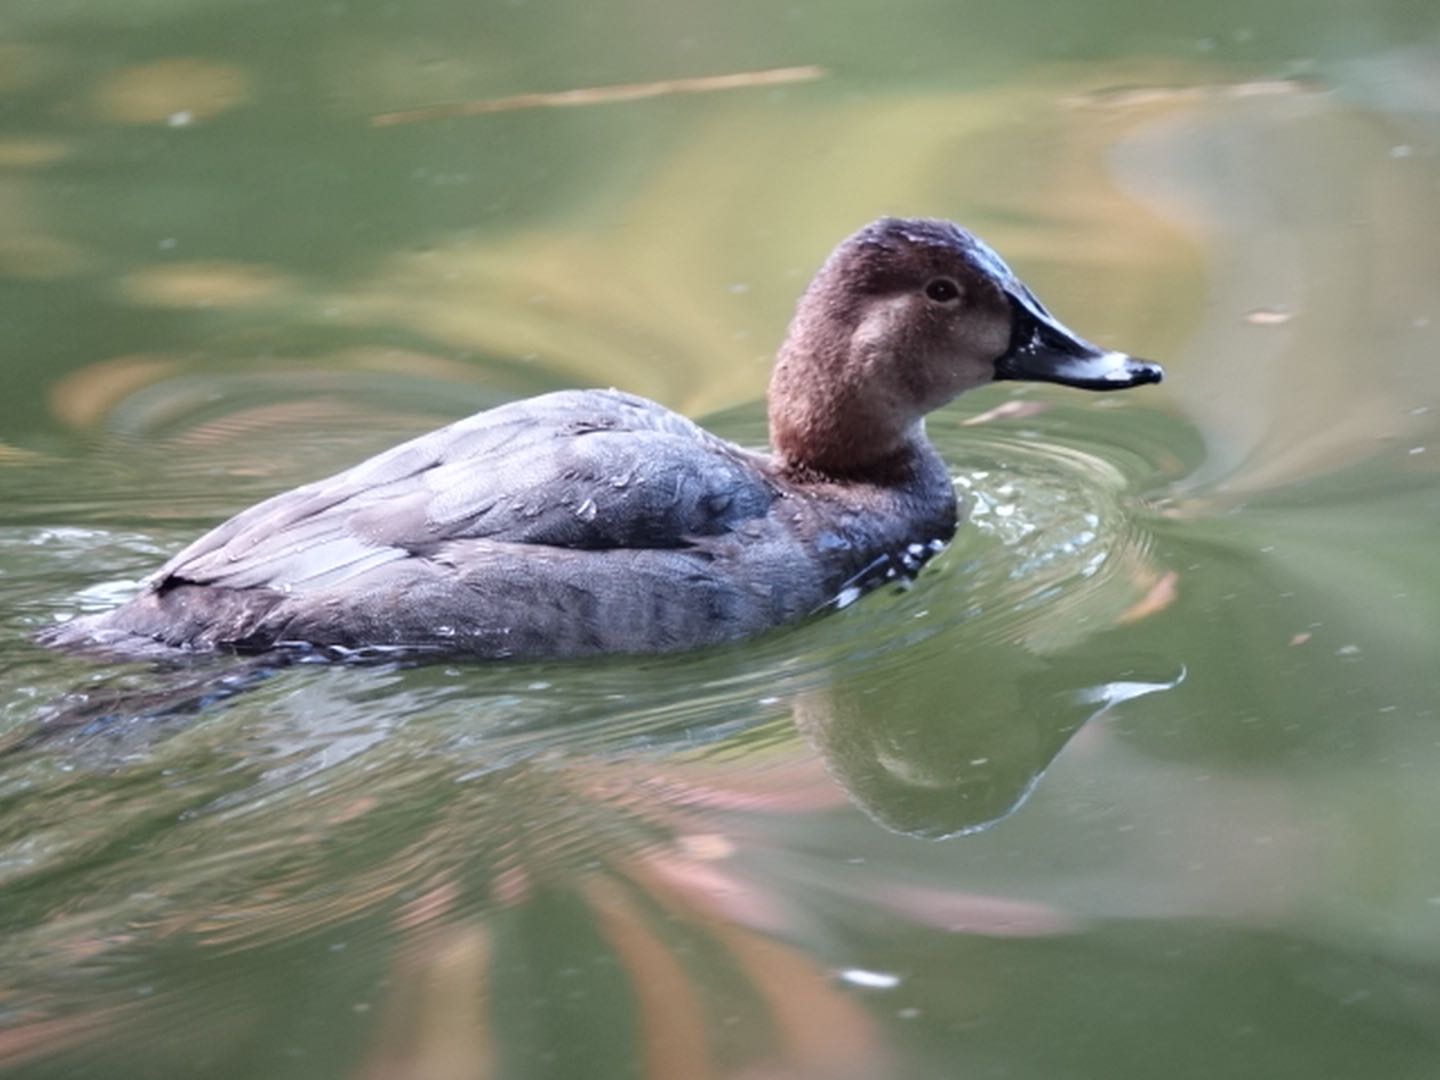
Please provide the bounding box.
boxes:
[995,294,1163,390]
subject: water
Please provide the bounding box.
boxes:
[2,1,1440,1077]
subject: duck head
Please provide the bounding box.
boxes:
[769,217,1163,476]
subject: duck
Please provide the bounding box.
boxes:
[39,218,1162,660]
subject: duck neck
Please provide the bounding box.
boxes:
[768,325,927,480]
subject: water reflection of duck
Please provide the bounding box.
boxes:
[42,218,1161,659]
[796,639,1183,839]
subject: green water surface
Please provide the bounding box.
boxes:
[1,1,1439,1077]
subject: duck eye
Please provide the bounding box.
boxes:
[924,278,960,303]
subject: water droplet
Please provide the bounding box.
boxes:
[1245,307,1291,326]
[839,969,901,989]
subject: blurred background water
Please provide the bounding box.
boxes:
[1,1,1439,1077]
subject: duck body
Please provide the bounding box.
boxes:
[41,218,1160,660]
[52,388,956,657]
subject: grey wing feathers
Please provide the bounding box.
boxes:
[150,389,775,594]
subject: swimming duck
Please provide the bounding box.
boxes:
[41,218,1162,659]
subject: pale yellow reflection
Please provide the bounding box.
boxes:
[94,58,251,125]
[1062,75,1325,111]
[372,65,827,125]
[117,260,295,308]
[49,355,183,429]
[0,138,70,169]
[0,440,46,464]
[332,63,1202,418]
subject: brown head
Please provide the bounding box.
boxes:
[768,217,1162,476]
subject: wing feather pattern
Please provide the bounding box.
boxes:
[151,389,776,595]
